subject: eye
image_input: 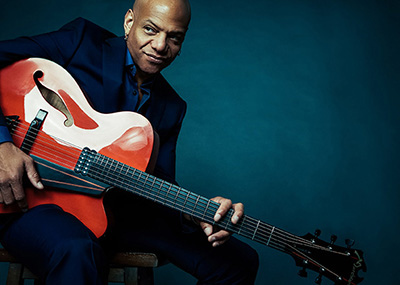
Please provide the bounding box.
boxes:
[144,26,157,35]
[169,34,184,45]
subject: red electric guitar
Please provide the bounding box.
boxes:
[0,58,366,284]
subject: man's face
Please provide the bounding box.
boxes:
[124,0,190,76]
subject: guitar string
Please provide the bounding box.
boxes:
[8,122,333,255]
[8,122,339,258]
[9,122,357,281]
[285,243,343,281]
[11,126,353,282]
[8,125,315,253]
[8,120,339,255]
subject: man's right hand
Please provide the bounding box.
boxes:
[0,142,43,211]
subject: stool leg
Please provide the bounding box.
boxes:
[6,263,23,285]
[137,268,154,285]
[124,267,138,285]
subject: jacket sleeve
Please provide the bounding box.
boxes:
[153,101,187,185]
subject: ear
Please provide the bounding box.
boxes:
[124,9,134,36]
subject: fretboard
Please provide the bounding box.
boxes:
[75,148,301,253]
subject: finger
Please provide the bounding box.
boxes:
[10,181,28,211]
[0,184,15,205]
[200,222,214,237]
[231,203,244,224]
[24,158,44,190]
[212,197,232,222]
[209,230,231,247]
[17,197,28,212]
[208,229,230,243]
[211,236,230,247]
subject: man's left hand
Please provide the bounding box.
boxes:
[199,196,244,247]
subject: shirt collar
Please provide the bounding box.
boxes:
[125,49,155,91]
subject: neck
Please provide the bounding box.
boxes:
[135,69,153,88]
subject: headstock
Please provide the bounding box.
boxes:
[287,229,366,284]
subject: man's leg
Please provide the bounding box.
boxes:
[106,197,259,285]
[0,204,107,285]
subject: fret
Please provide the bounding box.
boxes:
[123,163,130,177]
[172,187,181,209]
[224,210,233,230]
[182,191,190,213]
[164,184,173,206]
[98,155,110,179]
[135,171,143,188]
[252,220,261,241]
[143,175,155,200]
[104,157,113,180]
[95,154,106,177]
[116,160,124,178]
[142,173,150,196]
[152,180,162,202]
[106,157,114,173]
[191,195,200,217]
[202,199,211,221]
[267,226,275,246]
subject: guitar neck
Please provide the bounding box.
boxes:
[76,148,295,253]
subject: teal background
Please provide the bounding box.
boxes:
[1,0,399,284]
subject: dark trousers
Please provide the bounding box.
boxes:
[0,194,259,285]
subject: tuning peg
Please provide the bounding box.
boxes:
[311,229,321,244]
[345,239,355,249]
[298,267,308,278]
[315,273,322,284]
[327,234,337,250]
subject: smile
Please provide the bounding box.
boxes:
[145,53,166,64]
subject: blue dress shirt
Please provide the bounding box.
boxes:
[123,49,153,112]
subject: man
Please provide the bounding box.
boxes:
[0,0,259,284]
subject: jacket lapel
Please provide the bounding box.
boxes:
[102,37,126,113]
[143,75,167,132]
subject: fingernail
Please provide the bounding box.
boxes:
[232,216,239,223]
[205,227,212,236]
[37,181,44,189]
[214,213,221,221]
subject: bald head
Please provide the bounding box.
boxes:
[133,0,191,29]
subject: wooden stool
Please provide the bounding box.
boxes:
[0,248,158,285]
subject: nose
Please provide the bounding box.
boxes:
[151,34,168,54]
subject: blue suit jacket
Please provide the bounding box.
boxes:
[0,18,186,184]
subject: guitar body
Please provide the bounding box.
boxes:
[0,58,154,237]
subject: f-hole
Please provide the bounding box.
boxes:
[33,70,74,127]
